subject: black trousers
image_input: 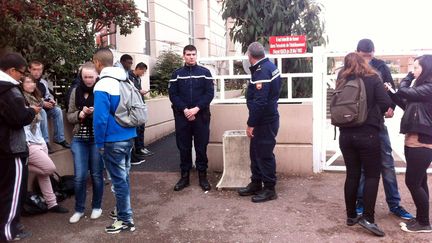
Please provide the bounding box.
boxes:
[250,120,279,187]
[405,146,432,226]
[134,124,145,150]
[340,131,381,222]
[0,157,27,242]
[174,111,210,172]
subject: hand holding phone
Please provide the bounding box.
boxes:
[384,82,396,94]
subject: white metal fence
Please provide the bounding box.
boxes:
[199,47,430,173]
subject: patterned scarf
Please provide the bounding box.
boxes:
[23,91,42,134]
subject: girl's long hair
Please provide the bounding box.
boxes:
[414,55,432,87]
[336,52,378,89]
[20,75,42,100]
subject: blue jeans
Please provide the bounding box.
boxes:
[103,139,133,223]
[40,106,65,143]
[357,125,401,209]
[71,138,104,213]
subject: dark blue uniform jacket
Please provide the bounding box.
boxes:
[168,64,214,112]
[247,57,282,127]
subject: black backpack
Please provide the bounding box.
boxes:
[330,78,368,127]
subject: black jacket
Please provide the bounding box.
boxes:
[370,58,402,110]
[0,77,36,159]
[340,74,392,133]
[128,71,145,102]
[396,73,432,143]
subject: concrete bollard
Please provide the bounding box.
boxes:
[216,130,251,189]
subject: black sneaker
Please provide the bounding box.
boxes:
[346,216,360,226]
[358,218,385,237]
[131,151,145,165]
[16,222,24,231]
[48,205,69,214]
[140,148,154,156]
[105,220,135,234]
[46,143,54,154]
[109,209,117,220]
[55,140,71,149]
[401,221,432,233]
[11,230,32,241]
[399,218,417,228]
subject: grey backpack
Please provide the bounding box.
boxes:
[330,78,368,127]
[102,76,148,127]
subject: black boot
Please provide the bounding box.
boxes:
[251,185,277,203]
[198,171,211,191]
[238,181,262,196]
[174,171,190,191]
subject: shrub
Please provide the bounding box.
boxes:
[151,50,183,95]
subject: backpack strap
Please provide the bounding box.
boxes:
[99,76,126,82]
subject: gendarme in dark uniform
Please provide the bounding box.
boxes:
[238,42,282,203]
[168,45,214,192]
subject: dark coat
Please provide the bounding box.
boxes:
[0,79,36,159]
[396,73,432,143]
[168,64,214,113]
[246,58,282,127]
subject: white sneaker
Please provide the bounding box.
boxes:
[69,212,84,224]
[90,208,102,219]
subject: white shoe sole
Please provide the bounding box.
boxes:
[105,226,135,234]
[131,160,145,166]
[401,225,432,233]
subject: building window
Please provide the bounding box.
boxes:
[188,0,194,45]
[144,20,150,55]
[137,0,150,55]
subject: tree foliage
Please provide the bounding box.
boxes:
[0,0,141,82]
[221,0,326,98]
[150,50,183,95]
[221,0,325,53]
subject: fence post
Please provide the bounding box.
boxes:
[312,46,325,173]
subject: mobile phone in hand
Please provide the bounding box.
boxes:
[384,82,396,94]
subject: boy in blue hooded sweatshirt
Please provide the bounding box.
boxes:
[92,48,137,234]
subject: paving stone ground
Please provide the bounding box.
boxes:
[20,171,431,243]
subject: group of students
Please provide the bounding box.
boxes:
[338,39,432,236]
[0,48,154,241]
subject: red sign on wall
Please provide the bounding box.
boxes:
[269,35,307,54]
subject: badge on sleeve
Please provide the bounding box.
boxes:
[256,83,262,90]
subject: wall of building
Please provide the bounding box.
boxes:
[112,0,230,95]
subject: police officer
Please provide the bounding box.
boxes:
[168,45,214,191]
[238,42,282,203]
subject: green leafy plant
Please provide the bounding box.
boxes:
[0,0,141,105]
[221,0,326,99]
[151,50,183,95]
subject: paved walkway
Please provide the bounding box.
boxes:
[21,172,431,243]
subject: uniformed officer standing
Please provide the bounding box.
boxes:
[168,45,214,192]
[238,42,282,203]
